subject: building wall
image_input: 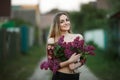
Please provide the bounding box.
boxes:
[11,9,36,25]
[84,29,106,49]
[96,0,110,10]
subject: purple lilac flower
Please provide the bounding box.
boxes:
[84,45,95,55]
[40,58,60,73]
[85,45,95,51]
[73,40,79,48]
[47,59,60,73]
[88,51,95,55]
[64,49,74,58]
[73,38,81,48]
[58,36,64,45]
[74,36,80,42]
[66,42,72,49]
[77,40,85,52]
[61,42,67,48]
[40,61,49,70]
[40,35,95,73]
[78,40,84,48]
[52,59,60,73]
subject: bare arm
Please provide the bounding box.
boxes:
[69,62,82,70]
[59,53,81,68]
[69,58,86,70]
[69,34,86,70]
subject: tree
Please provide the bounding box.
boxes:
[69,4,108,33]
[107,0,120,12]
[69,12,84,33]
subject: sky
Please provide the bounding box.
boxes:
[12,0,96,14]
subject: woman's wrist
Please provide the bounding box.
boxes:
[59,59,72,68]
[67,59,73,64]
[69,62,82,70]
[75,62,82,68]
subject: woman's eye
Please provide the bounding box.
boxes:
[60,18,69,23]
[60,20,64,23]
[66,19,69,21]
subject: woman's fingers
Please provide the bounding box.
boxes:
[74,53,81,59]
[68,53,81,63]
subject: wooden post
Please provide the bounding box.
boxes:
[2,29,7,62]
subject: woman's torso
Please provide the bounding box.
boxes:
[56,33,83,74]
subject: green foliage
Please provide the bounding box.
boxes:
[34,26,40,45]
[1,20,15,28]
[69,4,108,33]
[107,0,120,12]
[11,18,32,27]
[54,44,67,61]
[0,45,46,80]
[69,12,84,33]
[86,40,99,49]
[87,47,120,80]
[105,31,120,60]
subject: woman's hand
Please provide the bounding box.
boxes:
[69,62,82,70]
[68,53,81,63]
[69,63,75,70]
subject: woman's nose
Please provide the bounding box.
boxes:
[64,20,68,25]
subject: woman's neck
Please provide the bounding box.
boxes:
[61,31,69,36]
[55,31,70,42]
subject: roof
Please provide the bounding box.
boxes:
[110,11,120,19]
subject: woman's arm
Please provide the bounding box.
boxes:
[59,34,84,68]
[47,45,81,72]
[69,58,86,70]
[47,38,82,72]
[69,62,81,70]
[68,34,86,70]
[59,53,81,68]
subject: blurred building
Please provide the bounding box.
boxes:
[109,11,120,57]
[11,5,40,26]
[39,9,64,43]
[84,29,106,49]
[39,13,54,43]
[88,0,111,10]
[96,0,111,10]
[40,14,54,29]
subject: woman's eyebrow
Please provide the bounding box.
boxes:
[60,19,64,22]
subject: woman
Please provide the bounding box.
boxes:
[41,12,86,80]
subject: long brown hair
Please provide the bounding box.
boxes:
[48,12,72,42]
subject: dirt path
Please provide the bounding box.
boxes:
[78,65,99,80]
[28,58,51,80]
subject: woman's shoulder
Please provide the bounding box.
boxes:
[72,33,83,40]
[47,37,55,44]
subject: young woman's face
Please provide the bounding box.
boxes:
[59,14,70,32]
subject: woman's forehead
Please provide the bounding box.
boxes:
[59,14,68,20]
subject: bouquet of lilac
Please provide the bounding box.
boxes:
[40,35,95,73]
[54,36,95,62]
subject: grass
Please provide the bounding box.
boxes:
[86,48,120,80]
[0,45,46,80]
